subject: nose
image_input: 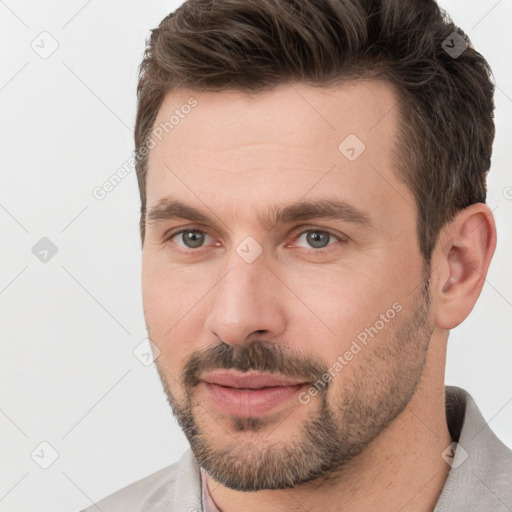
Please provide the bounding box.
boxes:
[203,249,287,346]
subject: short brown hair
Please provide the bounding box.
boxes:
[134,0,495,262]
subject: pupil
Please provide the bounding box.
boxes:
[307,231,329,248]
[184,231,204,248]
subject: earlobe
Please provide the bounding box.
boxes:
[434,204,497,329]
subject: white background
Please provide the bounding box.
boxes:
[1,1,511,511]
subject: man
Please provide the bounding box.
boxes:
[82,0,512,510]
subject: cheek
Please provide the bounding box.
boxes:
[285,266,390,330]
[142,251,202,326]
[282,264,409,371]
[141,262,204,370]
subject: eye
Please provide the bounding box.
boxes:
[291,229,345,250]
[169,229,216,250]
[166,227,346,254]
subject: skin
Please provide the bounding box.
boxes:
[141,81,496,512]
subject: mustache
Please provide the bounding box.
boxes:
[182,340,329,390]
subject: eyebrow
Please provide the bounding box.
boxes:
[146,197,374,230]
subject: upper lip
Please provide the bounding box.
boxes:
[201,371,307,389]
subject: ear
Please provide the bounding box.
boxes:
[433,203,497,330]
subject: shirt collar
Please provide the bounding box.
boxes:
[201,467,223,512]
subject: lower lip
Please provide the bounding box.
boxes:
[203,382,307,417]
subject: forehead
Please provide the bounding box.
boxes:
[148,80,400,158]
[145,80,414,229]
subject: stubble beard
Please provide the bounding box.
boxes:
[154,276,433,491]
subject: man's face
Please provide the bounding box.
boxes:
[141,81,434,490]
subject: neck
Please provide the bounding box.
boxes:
[206,342,452,512]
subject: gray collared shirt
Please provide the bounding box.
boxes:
[81,386,512,511]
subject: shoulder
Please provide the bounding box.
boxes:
[78,461,180,512]
[436,386,512,511]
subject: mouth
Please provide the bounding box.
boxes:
[200,371,310,417]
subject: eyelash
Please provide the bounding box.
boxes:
[165,225,346,254]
